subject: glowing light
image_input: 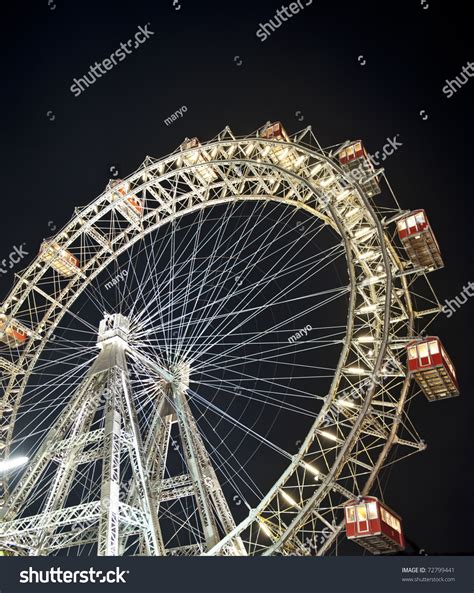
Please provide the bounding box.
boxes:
[357,304,378,314]
[335,399,356,408]
[356,335,374,343]
[345,366,366,375]
[360,275,384,287]
[245,144,254,156]
[0,456,28,474]
[280,490,299,507]
[347,207,360,218]
[319,430,339,442]
[303,462,321,479]
[319,176,336,188]
[336,189,351,201]
[258,519,273,538]
[354,227,376,240]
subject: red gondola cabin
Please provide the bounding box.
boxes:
[397,210,443,271]
[258,121,306,172]
[407,337,459,401]
[338,141,381,197]
[107,179,144,222]
[0,315,29,348]
[260,121,290,143]
[345,496,405,554]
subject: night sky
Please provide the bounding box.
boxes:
[0,0,472,555]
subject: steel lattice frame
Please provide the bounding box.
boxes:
[0,124,439,556]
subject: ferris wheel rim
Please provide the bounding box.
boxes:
[0,129,416,556]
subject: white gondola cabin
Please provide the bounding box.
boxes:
[179,137,218,184]
[397,210,443,271]
[338,141,381,197]
[107,179,144,222]
[407,337,459,401]
[39,240,80,278]
[0,315,29,348]
[345,496,405,554]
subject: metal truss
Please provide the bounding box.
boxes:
[0,124,440,555]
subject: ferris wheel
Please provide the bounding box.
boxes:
[0,122,459,556]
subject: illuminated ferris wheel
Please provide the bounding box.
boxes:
[0,122,459,556]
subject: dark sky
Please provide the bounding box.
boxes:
[0,0,472,555]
